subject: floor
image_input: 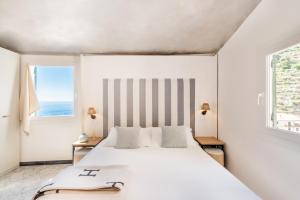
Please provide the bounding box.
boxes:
[0,164,70,200]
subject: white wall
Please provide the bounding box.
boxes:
[218,0,300,199]
[81,55,217,137]
[0,47,20,175]
[20,55,81,162]
[20,55,217,162]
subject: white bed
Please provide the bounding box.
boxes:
[37,141,261,200]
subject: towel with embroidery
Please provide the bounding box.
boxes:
[33,165,128,200]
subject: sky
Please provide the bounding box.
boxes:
[35,66,74,102]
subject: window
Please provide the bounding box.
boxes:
[32,66,75,117]
[267,43,300,133]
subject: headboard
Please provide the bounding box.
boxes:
[99,78,196,137]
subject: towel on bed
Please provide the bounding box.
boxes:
[33,166,128,200]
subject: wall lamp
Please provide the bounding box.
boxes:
[88,107,97,119]
[201,103,210,115]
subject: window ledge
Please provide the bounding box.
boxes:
[31,115,77,122]
[267,126,300,137]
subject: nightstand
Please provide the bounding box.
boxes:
[72,137,103,164]
[194,136,225,166]
[194,136,225,150]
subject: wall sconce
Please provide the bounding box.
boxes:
[201,103,210,115]
[88,107,97,119]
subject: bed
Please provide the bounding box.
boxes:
[36,137,261,200]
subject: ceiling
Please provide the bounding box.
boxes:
[0,0,260,55]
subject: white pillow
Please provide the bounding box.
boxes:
[140,128,152,147]
[101,127,152,147]
[101,127,117,147]
[115,127,140,149]
[161,126,187,148]
[151,127,162,147]
[151,126,197,147]
[186,128,198,146]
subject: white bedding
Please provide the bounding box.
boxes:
[38,143,261,200]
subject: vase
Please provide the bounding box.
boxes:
[78,133,89,143]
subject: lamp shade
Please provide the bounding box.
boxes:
[88,107,96,115]
[201,103,210,111]
[88,107,97,119]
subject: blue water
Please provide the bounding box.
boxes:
[37,101,74,117]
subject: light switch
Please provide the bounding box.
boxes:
[257,93,264,105]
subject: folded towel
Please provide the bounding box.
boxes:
[33,166,128,200]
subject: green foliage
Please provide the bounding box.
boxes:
[272,43,300,113]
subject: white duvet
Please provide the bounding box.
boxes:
[38,144,261,200]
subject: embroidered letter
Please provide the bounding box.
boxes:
[79,169,100,177]
[106,181,125,188]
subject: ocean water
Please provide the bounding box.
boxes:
[37,101,74,117]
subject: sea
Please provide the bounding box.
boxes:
[37,101,74,116]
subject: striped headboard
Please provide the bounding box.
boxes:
[100,79,196,137]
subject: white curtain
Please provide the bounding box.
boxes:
[19,65,39,133]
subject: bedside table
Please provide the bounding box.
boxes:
[72,137,103,164]
[194,136,225,166]
[194,136,225,150]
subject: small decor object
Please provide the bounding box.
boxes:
[88,107,97,119]
[78,133,89,143]
[201,103,210,115]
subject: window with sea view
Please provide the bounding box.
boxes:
[32,66,75,117]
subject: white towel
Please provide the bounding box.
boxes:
[33,166,128,200]
[19,65,39,133]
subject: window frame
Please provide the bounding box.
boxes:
[266,43,300,135]
[30,65,77,120]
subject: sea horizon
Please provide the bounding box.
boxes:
[37,101,74,116]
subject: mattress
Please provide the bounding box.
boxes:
[37,144,261,200]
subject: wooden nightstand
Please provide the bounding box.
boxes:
[194,136,225,150]
[194,136,225,166]
[72,137,103,164]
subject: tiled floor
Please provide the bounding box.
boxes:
[0,164,69,200]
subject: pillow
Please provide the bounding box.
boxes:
[140,127,152,147]
[161,126,187,148]
[102,126,195,147]
[186,128,198,146]
[101,127,117,147]
[151,126,196,147]
[151,127,162,147]
[115,127,140,149]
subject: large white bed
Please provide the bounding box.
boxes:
[37,140,261,200]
